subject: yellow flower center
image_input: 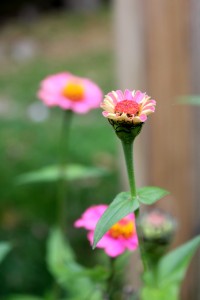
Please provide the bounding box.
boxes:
[62,81,85,102]
[109,219,135,239]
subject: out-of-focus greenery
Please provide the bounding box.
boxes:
[141,235,200,300]
[0,8,120,297]
[0,242,11,263]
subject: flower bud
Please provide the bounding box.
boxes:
[138,209,177,265]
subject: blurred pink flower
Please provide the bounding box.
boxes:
[101,89,156,123]
[37,72,103,114]
[74,205,138,257]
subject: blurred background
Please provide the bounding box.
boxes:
[0,0,199,299]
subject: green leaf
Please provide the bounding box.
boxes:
[141,284,179,300]
[47,228,105,300]
[47,228,75,279]
[16,164,108,185]
[178,95,200,105]
[137,186,169,205]
[157,235,200,286]
[0,242,11,264]
[93,192,139,249]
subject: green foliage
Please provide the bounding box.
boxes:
[141,235,200,300]
[47,228,107,300]
[137,186,169,205]
[93,192,139,248]
[0,242,11,264]
[16,164,109,185]
[157,235,200,286]
[0,8,116,297]
[141,285,179,300]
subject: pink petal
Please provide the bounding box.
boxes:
[139,114,147,122]
[102,111,109,117]
[115,90,125,101]
[74,205,107,231]
[124,89,134,100]
[142,105,155,112]
[90,232,126,257]
[123,235,138,251]
[103,238,126,257]
[142,100,156,109]
[107,92,118,104]
[37,90,58,106]
[146,99,156,106]
[81,79,103,108]
[40,73,71,93]
[134,90,146,103]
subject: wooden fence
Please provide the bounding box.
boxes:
[113,0,199,298]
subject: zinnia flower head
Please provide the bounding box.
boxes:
[37,72,103,114]
[74,205,138,257]
[101,89,156,124]
[101,89,156,143]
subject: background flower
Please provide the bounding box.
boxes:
[138,209,177,265]
[101,89,156,123]
[37,72,103,114]
[138,209,176,241]
[74,205,138,257]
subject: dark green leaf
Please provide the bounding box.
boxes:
[93,192,139,249]
[16,164,109,185]
[137,186,169,205]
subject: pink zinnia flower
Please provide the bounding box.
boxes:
[101,89,156,123]
[74,205,138,257]
[37,72,103,114]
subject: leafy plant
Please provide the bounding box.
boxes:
[46,228,108,300]
[141,235,200,300]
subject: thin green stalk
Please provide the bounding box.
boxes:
[107,258,115,299]
[121,141,136,198]
[57,110,73,230]
[106,258,122,300]
[121,140,149,273]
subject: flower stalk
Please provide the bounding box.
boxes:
[100,88,156,273]
[121,140,136,198]
[107,258,116,300]
[121,138,149,273]
[57,109,73,230]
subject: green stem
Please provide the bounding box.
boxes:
[121,140,149,273]
[57,110,73,230]
[106,258,122,300]
[59,110,73,165]
[136,223,149,273]
[107,258,115,299]
[121,141,136,198]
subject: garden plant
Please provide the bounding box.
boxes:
[0,70,200,300]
